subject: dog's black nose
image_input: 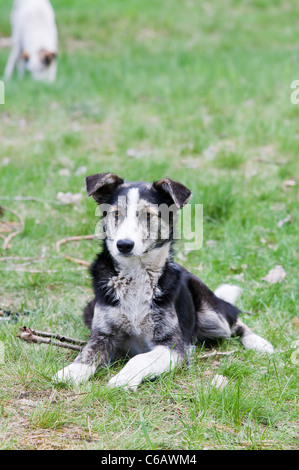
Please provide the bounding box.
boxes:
[116,239,135,255]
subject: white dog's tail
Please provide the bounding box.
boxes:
[214,284,243,304]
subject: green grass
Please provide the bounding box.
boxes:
[0,0,298,450]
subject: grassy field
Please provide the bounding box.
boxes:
[0,0,298,450]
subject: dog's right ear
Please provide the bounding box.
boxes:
[153,178,192,208]
[85,173,124,204]
[22,51,30,61]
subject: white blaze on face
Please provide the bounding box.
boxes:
[108,188,143,257]
[105,187,173,259]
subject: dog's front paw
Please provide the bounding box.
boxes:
[52,363,94,385]
[108,368,142,391]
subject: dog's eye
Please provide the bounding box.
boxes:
[146,211,151,220]
[114,210,119,219]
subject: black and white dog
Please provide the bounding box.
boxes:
[53,173,274,389]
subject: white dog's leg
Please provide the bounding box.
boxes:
[47,60,57,83]
[17,58,25,78]
[108,345,181,391]
[52,329,114,385]
[52,363,97,385]
[4,45,20,80]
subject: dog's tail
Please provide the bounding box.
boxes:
[214,284,242,304]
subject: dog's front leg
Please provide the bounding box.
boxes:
[4,44,20,80]
[52,331,113,385]
[108,345,181,391]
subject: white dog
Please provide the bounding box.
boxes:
[4,0,58,82]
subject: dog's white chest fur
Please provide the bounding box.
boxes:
[97,245,169,339]
[108,265,160,335]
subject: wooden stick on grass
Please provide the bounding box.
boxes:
[55,234,94,267]
[17,326,238,358]
[18,326,87,351]
[0,205,24,250]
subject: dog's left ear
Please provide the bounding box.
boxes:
[153,178,192,208]
[85,173,124,204]
[22,51,30,61]
[39,50,57,66]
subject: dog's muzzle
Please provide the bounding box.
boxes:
[116,239,135,255]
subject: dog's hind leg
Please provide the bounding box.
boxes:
[188,278,240,342]
[232,319,274,353]
[215,283,274,353]
[190,278,274,353]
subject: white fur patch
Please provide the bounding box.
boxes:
[91,244,172,341]
[108,345,180,390]
[52,363,96,385]
[108,188,142,258]
[198,305,231,339]
[237,320,274,353]
[214,284,243,304]
[241,331,274,353]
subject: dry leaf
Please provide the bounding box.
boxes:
[277,214,292,228]
[75,166,87,176]
[211,374,228,390]
[232,272,245,282]
[193,262,204,271]
[56,192,82,205]
[206,240,217,247]
[262,265,286,284]
[2,157,10,166]
[282,178,296,190]
[291,317,299,329]
[126,148,147,159]
[58,168,71,177]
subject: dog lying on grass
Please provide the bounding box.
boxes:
[4,0,58,82]
[53,173,274,390]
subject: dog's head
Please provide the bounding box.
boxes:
[86,173,192,259]
[21,48,57,81]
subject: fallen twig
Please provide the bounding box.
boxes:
[253,158,287,166]
[0,266,86,273]
[0,205,24,250]
[55,234,94,267]
[0,195,61,207]
[17,326,238,358]
[0,255,62,263]
[17,326,87,351]
[199,349,238,359]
